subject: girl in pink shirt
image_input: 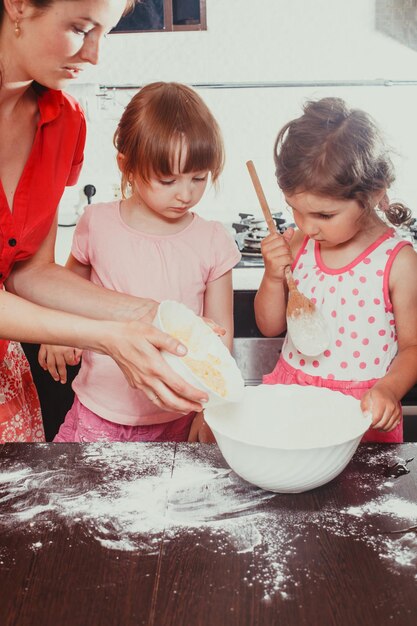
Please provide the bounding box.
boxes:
[255,97,417,443]
[40,82,240,443]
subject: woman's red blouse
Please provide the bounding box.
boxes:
[0,88,86,358]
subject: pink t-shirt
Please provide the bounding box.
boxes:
[71,202,241,425]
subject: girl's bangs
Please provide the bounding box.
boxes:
[143,129,221,181]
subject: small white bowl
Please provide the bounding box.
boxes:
[154,300,244,406]
[204,384,371,492]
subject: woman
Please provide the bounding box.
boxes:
[0,0,207,442]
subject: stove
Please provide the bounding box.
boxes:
[233,214,417,268]
[233,212,295,268]
[404,218,417,245]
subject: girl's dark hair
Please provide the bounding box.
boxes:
[114,82,224,197]
[274,97,411,226]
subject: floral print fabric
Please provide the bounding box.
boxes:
[0,342,45,442]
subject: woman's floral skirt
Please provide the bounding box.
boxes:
[0,341,45,442]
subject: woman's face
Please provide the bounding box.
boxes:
[12,0,127,88]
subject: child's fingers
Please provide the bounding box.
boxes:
[38,344,49,369]
[386,414,402,432]
[282,226,295,242]
[261,231,288,251]
[261,235,293,275]
[45,352,67,384]
[370,402,401,431]
[64,348,82,366]
[202,317,226,336]
[261,235,292,259]
[73,349,83,363]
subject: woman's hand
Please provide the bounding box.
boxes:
[38,344,82,384]
[361,386,402,432]
[188,411,216,443]
[104,319,209,414]
[260,228,294,282]
[132,299,160,324]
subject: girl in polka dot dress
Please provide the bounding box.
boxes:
[255,97,417,443]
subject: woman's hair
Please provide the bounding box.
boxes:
[114,81,224,197]
[274,97,411,226]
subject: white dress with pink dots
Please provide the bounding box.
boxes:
[263,228,411,443]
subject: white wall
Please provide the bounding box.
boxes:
[58,0,417,237]
[80,0,417,84]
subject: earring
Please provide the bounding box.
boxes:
[14,20,21,37]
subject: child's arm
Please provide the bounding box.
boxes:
[38,254,91,383]
[203,270,234,350]
[65,253,92,279]
[188,270,234,442]
[187,410,216,443]
[361,245,417,431]
[254,228,300,336]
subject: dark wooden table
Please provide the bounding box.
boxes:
[0,443,416,626]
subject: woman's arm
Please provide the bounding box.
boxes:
[6,216,155,322]
[3,218,208,412]
[0,287,207,412]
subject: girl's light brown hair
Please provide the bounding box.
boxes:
[114,82,224,197]
[274,97,411,226]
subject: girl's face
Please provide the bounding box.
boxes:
[285,191,367,247]
[10,0,126,88]
[133,170,209,222]
[130,141,210,222]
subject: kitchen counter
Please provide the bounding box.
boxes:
[0,442,416,626]
[232,266,263,290]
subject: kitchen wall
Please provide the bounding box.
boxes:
[57,0,417,258]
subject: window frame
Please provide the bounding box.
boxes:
[112,0,207,34]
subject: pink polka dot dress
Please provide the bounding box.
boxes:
[264,228,412,442]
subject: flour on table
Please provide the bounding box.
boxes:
[0,443,416,597]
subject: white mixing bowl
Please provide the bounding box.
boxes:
[204,384,371,493]
[154,300,244,406]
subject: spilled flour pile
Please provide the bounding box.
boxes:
[0,443,416,598]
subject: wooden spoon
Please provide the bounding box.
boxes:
[246,160,330,356]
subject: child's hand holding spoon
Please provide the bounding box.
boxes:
[246,160,330,356]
